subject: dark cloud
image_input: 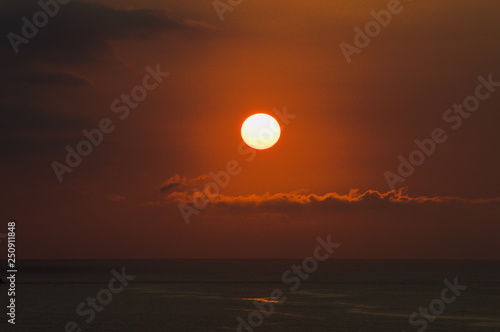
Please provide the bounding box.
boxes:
[160,174,184,193]
[0,0,214,155]
[160,174,210,194]
[0,102,91,131]
[0,0,213,95]
[207,189,500,211]
[16,71,91,86]
[0,0,214,65]
[0,102,93,156]
[157,174,500,213]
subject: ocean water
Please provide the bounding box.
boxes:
[1,260,499,331]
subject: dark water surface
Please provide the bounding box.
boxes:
[1,259,499,331]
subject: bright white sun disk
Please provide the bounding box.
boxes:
[241,113,281,150]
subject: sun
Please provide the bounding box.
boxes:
[241,113,281,150]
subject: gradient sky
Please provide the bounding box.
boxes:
[1,0,499,259]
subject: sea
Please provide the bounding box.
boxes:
[0,259,499,331]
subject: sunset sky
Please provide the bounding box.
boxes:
[1,0,499,259]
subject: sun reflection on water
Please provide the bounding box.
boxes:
[238,297,280,303]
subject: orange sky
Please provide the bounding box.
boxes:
[1,0,499,259]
